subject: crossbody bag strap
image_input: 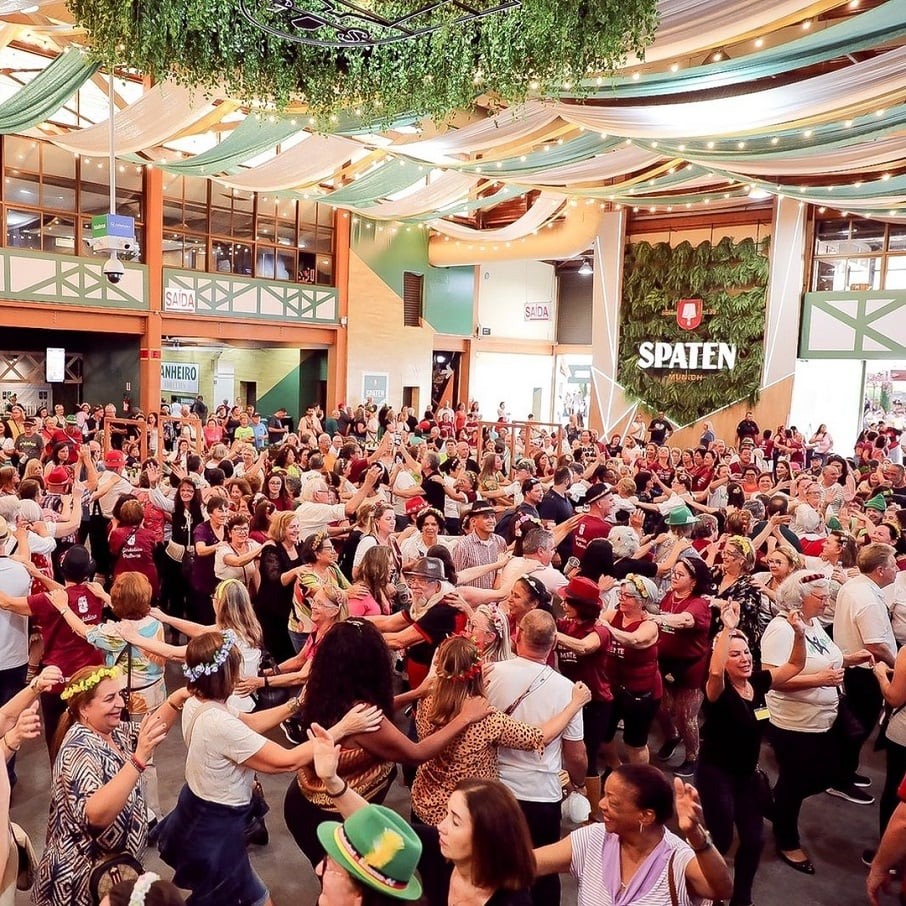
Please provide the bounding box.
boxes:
[504,667,553,716]
[667,851,679,906]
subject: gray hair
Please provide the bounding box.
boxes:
[743,499,765,521]
[522,528,554,556]
[609,526,640,559]
[775,569,830,614]
[0,495,20,523]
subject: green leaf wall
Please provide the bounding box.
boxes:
[618,236,770,426]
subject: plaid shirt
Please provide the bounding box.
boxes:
[452,531,507,588]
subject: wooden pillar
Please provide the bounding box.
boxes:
[327,211,350,411]
[140,165,163,415]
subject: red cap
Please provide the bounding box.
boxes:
[104,449,126,468]
[46,467,70,486]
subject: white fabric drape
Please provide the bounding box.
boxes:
[429,192,566,240]
[512,146,663,185]
[391,102,562,163]
[558,44,906,137]
[352,172,480,219]
[627,0,843,65]
[685,135,906,176]
[215,133,367,192]
[52,81,217,155]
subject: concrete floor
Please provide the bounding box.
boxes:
[7,704,897,905]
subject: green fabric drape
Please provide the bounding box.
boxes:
[0,49,98,134]
[158,114,301,176]
[580,0,906,99]
[315,160,428,207]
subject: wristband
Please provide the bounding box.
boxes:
[166,697,184,713]
[129,755,147,774]
[326,779,348,798]
[29,676,40,693]
[3,733,19,753]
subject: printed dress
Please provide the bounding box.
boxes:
[33,723,147,906]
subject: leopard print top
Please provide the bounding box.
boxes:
[411,699,544,825]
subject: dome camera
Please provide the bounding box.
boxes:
[103,252,125,284]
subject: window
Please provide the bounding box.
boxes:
[812,216,906,292]
[162,172,336,285]
[403,272,424,327]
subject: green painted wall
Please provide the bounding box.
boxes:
[351,219,473,336]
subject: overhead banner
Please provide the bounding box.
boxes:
[618,237,768,425]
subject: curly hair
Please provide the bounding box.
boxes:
[299,620,394,730]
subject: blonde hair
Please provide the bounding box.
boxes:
[213,579,264,649]
[430,637,484,727]
[268,510,299,543]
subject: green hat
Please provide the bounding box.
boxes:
[666,505,698,526]
[826,516,843,531]
[865,495,887,513]
[317,804,423,901]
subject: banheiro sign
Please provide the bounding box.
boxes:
[161,362,200,393]
[637,341,737,370]
[163,285,196,313]
[524,303,551,321]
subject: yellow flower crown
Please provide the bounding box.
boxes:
[60,666,121,701]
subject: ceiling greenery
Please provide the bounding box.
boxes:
[67,0,659,125]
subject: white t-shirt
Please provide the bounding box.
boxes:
[295,501,346,537]
[496,558,568,595]
[569,825,701,906]
[884,571,906,646]
[0,558,29,669]
[487,657,583,802]
[392,470,419,517]
[834,573,897,665]
[182,698,267,806]
[762,616,842,732]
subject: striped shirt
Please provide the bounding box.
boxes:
[570,824,708,906]
[452,531,507,588]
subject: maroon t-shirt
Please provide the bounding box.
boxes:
[572,516,611,559]
[656,592,711,688]
[556,618,612,701]
[28,585,105,693]
[607,611,662,698]
[109,526,160,599]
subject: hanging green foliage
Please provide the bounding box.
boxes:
[67,0,658,127]
[618,236,771,427]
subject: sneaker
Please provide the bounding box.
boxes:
[862,849,876,867]
[656,738,680,761]
[281,717,304,745]
[853,773,872,788]
[674,759,696,777]
[825,785,875,805]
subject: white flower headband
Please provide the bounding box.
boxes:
[183,630,238,682]
[129,873,160,906]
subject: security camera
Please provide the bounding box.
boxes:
[102,252,124,284]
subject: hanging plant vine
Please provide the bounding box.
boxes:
[67,0,659,126]
[617,236,770,427]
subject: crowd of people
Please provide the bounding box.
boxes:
[4,392,906,904]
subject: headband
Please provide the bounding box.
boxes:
[129,873,160,906]
[61,666,121,702]
[183,630,238,682]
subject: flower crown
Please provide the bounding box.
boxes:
[61,666,121,701]
[436,645,482,683]
[129,873,160,906]
[183,630,238,682]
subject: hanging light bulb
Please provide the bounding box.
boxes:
[577,257,593,276]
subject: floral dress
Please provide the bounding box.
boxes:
[34,723,147,906]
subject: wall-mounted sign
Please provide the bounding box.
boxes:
[161,362,200,394]
[362,373,388,406]
[618,237,768,425]
[46,347,66,383]
[524,302,552,321]
[164,285,197,313]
